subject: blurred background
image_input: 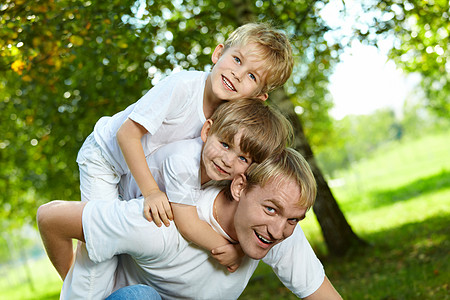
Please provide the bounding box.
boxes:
[1,0,449,299]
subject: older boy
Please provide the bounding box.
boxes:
[38,148,342,299]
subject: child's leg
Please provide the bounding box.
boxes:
[61,134,121,296]
[77,134,121,202]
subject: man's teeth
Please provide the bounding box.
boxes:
[223,77,235,91]
[257,233,272,244]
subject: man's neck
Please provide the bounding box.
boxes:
[214,190,238,241]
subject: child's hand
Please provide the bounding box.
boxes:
[211,243,244,273]
[143,190,173,227]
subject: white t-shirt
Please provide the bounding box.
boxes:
[92,70,208,174]
[121,137,203,206]
[82,188,325,299]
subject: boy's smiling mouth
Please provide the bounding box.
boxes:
[222,75,236,92]
[213,162,229,175]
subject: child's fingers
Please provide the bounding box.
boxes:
[211,245,227,255]
[143,203,153,222]
[150,203,163,227]
[163,201,173,221]
[154,201,170,227]
[227,265,238,273]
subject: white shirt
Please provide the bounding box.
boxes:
[82,187,325,299]
[121,137,203,206]
[92,71,208,174]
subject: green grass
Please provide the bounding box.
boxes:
[1,130,449,299]
[0,257,61,300]
[240,130,450,299]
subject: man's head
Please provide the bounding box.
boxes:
[230,148,316,259]
[209,23,294,101]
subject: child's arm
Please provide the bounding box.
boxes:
[171,203,244,272]
[37,201,86,279]
[117,118,173,227]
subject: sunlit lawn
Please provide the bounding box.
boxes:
[1,131,449,299]
[241,130,450,299]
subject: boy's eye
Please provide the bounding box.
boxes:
[238,156,248,163]
[234,56,241,64]
[221,142,229,149]
[249,73,256,81]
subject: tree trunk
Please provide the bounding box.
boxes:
[270,88,367,256]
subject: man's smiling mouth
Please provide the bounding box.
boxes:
[255,232,273,244]
[222,75,236,92]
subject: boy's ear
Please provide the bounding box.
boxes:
[200,119,213,142]
[230,173,247,202]
[257,92,269,101]
[211,44,225,64]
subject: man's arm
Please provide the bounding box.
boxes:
[37,200,86,279]
[304,276,342,300]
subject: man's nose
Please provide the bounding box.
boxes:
[268,219,286,240]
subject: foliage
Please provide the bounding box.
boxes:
[355,0,450,116]
[0,0,343,230]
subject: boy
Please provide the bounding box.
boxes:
[43,99,293,298]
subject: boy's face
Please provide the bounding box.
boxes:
[200,122,252,183]
[233,176,307,260]
[209,43,269,102]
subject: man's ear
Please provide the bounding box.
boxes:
[257,92,269,101]
[211,44,225,64]
[200,119,213,143]
[230,173,247,202]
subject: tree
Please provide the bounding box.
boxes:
[354,0,450,116]
[1,0,366,254]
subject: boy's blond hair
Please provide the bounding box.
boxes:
[244,148,317,210]
[208,99,293,164]
[224,23,294,94]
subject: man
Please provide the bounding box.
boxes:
[37,148,342,299]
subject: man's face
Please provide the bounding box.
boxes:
[233,177,307,260]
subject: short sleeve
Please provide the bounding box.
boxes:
[82,198,167,263]
[162,153,201,206]
[262,225,325,298]
[128,72,192,135]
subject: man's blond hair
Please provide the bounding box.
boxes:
[208,99,293,164]
[244,148,317,210]
[224,23,294,94]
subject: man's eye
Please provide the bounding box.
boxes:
[221,142,229,149]
[234,56,241,64]
[288,218,300,224]
[266,207,276,214]
[249,73,256,81]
